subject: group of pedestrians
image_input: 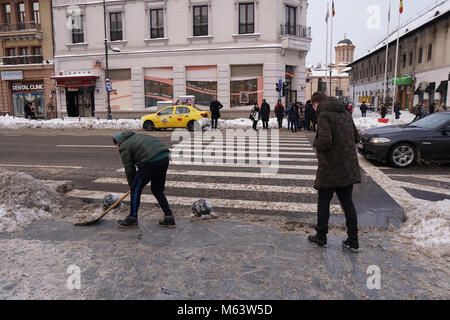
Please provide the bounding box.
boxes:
[412,102,447,122]
[249,99,317,132]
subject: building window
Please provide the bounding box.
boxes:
[17,2,25,29]
[150,9,164,39]
[193,5,208,36]
[6,48,15,56]
[389,59,392,72]
[32,2,40,24]
[239,3,254,34]
[428,44,432,62]
[285,5,296,35]
[110,12,123,41]
[19,47,29,55]
[409,52,413,66]
[71,14,84,43]
[418,47,423,64]
[3,4,11,24]
[402,54,406,68]
[32,46,41,56]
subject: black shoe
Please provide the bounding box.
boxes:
[342,238,361,252]
[159,215,176,229]
[117,215,138,228]
[308,234,327,248]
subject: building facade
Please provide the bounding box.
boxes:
[52,0,311,118]
[0,0,56,118]
[348,1,450,110]
[305,37,354,101]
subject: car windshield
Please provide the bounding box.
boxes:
[410,113,450,129]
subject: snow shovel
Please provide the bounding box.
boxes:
[74,191,131,226]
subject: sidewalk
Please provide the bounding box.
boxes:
[0,216,448,299]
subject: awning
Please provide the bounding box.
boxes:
[50,75,99,88]
[436,81,448,93]
[392,76,413,86]
[414,82,427,94]
[425,82,436,93]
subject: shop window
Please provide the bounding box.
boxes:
[230,79,258,107]
[239,3,254,34]
[193,5,208,36]
[13,93,44,117]
[110,12,123,41]
[186,81,217,107]
[72,14,84,43]
[145,79,174,108]
[150,9,164,39]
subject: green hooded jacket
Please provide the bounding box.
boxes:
[313,97,361,190]
[115,131,169,186]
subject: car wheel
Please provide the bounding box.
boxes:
[143,120,155,131]
[187,120,201,131]
[389,143,416,168]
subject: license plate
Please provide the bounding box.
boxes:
[357,143,363,149]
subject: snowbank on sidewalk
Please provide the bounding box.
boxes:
[397,200,450,260]
[352,111,415,131]
[0,115,142,130]
[0,171,63,232]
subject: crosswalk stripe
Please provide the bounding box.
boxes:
[170,155,317,162]
[170,161,318,170]
[67,189,342,214]
[0,163,83,169]
[389,174,450,184]
[94,177,318,194]
[399,181,450,196]
[170,149,314,156]
[166,169,316,180]
[175,142,311,147]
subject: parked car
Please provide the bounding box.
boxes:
[141,105,211,131]
[358,112,450,167]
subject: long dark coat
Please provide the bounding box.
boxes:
[260,102,270,121]
[210,101,223,119]
[313,97,361,190]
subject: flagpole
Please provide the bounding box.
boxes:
[383,0,391,106]
[329,5,333,97]
[392,2,401,117]
[326,2,329,76]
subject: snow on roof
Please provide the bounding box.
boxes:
[350,0,449,65]
[309,69,348,77]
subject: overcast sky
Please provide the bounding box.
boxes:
[306,0,444,66]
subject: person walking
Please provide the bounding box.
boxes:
[209,96,223,130]
[274,100,285,130]
[438,103,447,112]
[308,92,361,252]
[250,103,261,131]
[260,99,270,129]
[394,102,401,120]
[360,102,368,118]
[288,103,299,133]
[412,103,423,122]
[298,102,305,131]
[24,103,33,120]
[113,131,176,229]
[380,103,388,119]
[286,103,292,131]
[429,102,436,115]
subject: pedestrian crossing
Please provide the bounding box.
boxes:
[66,133,345,218]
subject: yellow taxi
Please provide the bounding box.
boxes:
[141,105,211,131]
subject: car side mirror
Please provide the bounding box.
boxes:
[157,112,161,116]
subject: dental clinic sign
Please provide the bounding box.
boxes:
[11,82,45,91]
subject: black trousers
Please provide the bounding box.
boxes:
[252,120,258,130]
[130,156,172,218]
[211,117,219,129]
[277,117,283,129]
[262,120,269,129]
[316,184,358,239]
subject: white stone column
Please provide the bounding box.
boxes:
[295,64,307,103]
[131,67,145,110]
[263,62,284,107]
[173,65,186,100]
[217,64,230,110]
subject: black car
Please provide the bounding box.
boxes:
[358,111,450,168]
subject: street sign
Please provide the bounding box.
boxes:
[106,80,112,92]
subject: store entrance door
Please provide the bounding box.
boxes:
[66,87,95,117]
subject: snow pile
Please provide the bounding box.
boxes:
[217,118,287,130]
[397,200,450,260]
[0,115,142,130]
[353,113,415,131]
[0,171,62,232]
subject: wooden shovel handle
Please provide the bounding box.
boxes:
[99,190,131,219]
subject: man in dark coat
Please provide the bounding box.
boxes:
[380,103,388,119]
[304,101,316,131]
[274,100,285,129]
[209,97,223,130]
[113,131,175,229]
[360,102,368,118]
[429,102,436,115]
[260,99,270,129]
[24,103,32,119]
[394,102,401,119]
[308,92,361,252]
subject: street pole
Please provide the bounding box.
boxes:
[103,0,112,120]
[329,8,333,97]
[383,0,391,106]
[392,4,401,117]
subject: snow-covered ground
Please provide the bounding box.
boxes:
[351,106,415,131]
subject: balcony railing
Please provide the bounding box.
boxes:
[2,55,43,65]
[280,24,311,38]
[0,22,41,32]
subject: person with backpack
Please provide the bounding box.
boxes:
[249,103,261,131]
[274,100,285,130]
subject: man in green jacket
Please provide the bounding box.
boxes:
[113,131,175,229]
[308,92,361,252]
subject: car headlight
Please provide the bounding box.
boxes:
[370,137,391,144]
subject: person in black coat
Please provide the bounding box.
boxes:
[429,103,436,115]
[260,99,270,129]
[380,103,388,119]
[209,97,223,130]
[305,101,316,132]
[394,102,401,120]
[274,100,285,129]
[250,103,261,131]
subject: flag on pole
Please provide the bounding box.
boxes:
[332,1,336,16]
[399,0,404,14]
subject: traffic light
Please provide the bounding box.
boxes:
[282,82,289,97]
[276,82,281,92]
